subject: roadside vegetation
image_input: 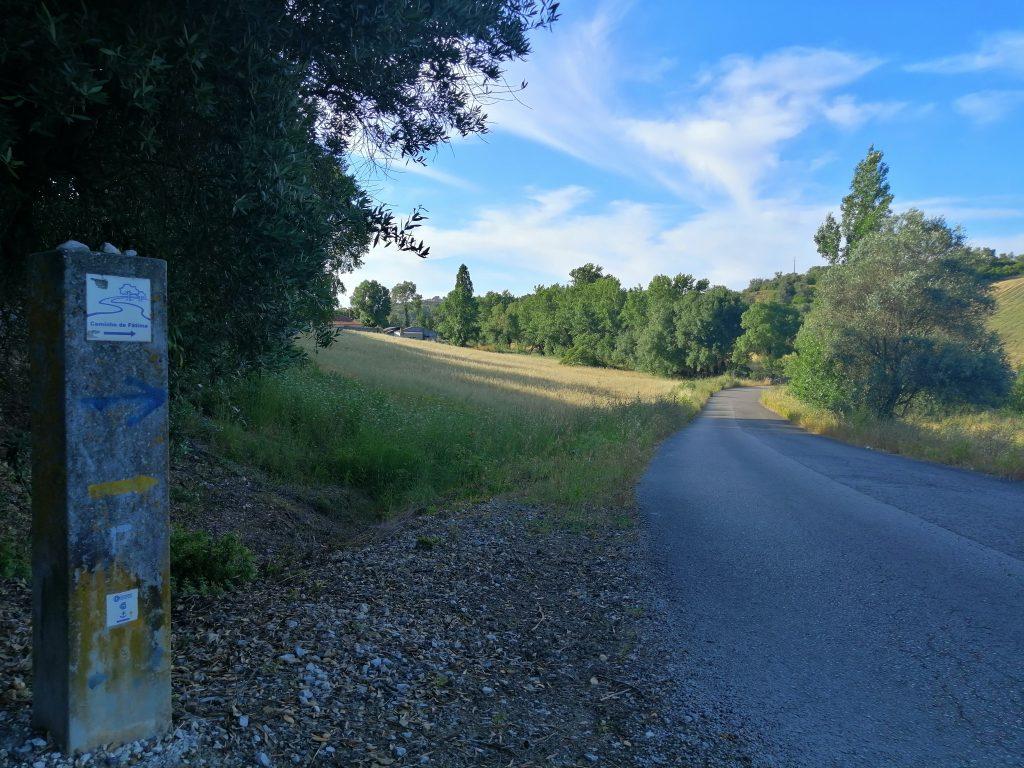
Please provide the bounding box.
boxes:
[755,147,1024,476]
[199,332,740,522]
[761,387,1024,479]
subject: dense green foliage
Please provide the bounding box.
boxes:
[0,0,557,460]
[733,301,802,377]
[792,147,1016,417]
[791,211,1012,417]
[967,248,1024,280]
[814,146,893,265]
[434,264,480,345]
[1009,369,1024,413]
[390,281,421,327]
[428,263,750,376]
[741,267,827,314]
[351,279,392,327]
[170,525,257,595]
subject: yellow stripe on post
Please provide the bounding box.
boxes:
[87,475,159,500]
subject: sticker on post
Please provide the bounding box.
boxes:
[106,589,138,628]
[86,274,152,342]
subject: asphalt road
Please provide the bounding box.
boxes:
[639,387,1024,768]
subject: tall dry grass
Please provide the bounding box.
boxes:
[761,387,1024,479]
[205,332,740,520]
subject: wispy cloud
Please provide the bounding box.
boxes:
[347,152,478,193]
[903,196,1024,222]
[624,49,894,205]
[349,7,915,297]
[908,31,1024,75]
[489,7,897,207]
[351,185,828,296]
[954,90,1024,125]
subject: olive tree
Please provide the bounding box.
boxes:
[0,0,558,458]
[791,210,1012,417]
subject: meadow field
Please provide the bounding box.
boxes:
[761,387,1024,480]
[203,332,739,522]
[992,276,1024,367]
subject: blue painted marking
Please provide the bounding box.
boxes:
[102,330,136,337]
[87,672,108,690]
[80,377,167,426]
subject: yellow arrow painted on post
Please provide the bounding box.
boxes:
[88,475,159,500]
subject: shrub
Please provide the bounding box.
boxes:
[1009,369,1024,413]
[170,526,257,595]
[0,536,29,581]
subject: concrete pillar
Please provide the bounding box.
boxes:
[28,243,171,753]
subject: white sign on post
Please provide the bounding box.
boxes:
[105,589,139,628]
[86,274,152,342]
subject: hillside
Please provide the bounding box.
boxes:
[993,277,1024,367]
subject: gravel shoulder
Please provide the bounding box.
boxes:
[1,450,755,768]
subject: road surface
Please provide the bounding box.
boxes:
[639,387,1024,767]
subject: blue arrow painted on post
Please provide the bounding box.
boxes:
[80,377,167,426]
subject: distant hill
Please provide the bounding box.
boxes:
[992,277,1024,368]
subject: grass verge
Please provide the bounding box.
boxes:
[761,386,1024,480]
[202,333,741,522]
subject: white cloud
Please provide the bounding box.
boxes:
[823,95,909,129]
[622,49,895,205]
[903,196,1024,222]
[347,185,828,297]
[908,31,1024,75]
[488,8,894,207]
[954,90,1024,125]
[345,8,912,299]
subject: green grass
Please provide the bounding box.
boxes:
[992,276,1024,367]
[170,525,257,594]
[761,386,1024,480]
[203,333,740,520]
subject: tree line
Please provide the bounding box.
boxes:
[356,146,1020,420]
[353,262,784,378]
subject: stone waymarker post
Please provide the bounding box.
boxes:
[29,243,171,752]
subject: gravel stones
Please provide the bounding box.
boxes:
[2,498,754,766]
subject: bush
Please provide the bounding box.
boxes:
[787,329,852,412]
[170,525,257,595]
[1009,369,1024,413]
[0,535,29,581]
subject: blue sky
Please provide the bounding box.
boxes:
[347,0,1024,300]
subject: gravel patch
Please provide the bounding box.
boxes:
[2,496,756,767]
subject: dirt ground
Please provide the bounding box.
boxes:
[0,448,755,768]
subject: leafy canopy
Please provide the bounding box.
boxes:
[792,211,1012,417]
[435,264,479,346]
[352,280,392,327]
[733,302,802,370]
[390,281,421,327]
[0,0,558,402]
[815,146,893,265]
